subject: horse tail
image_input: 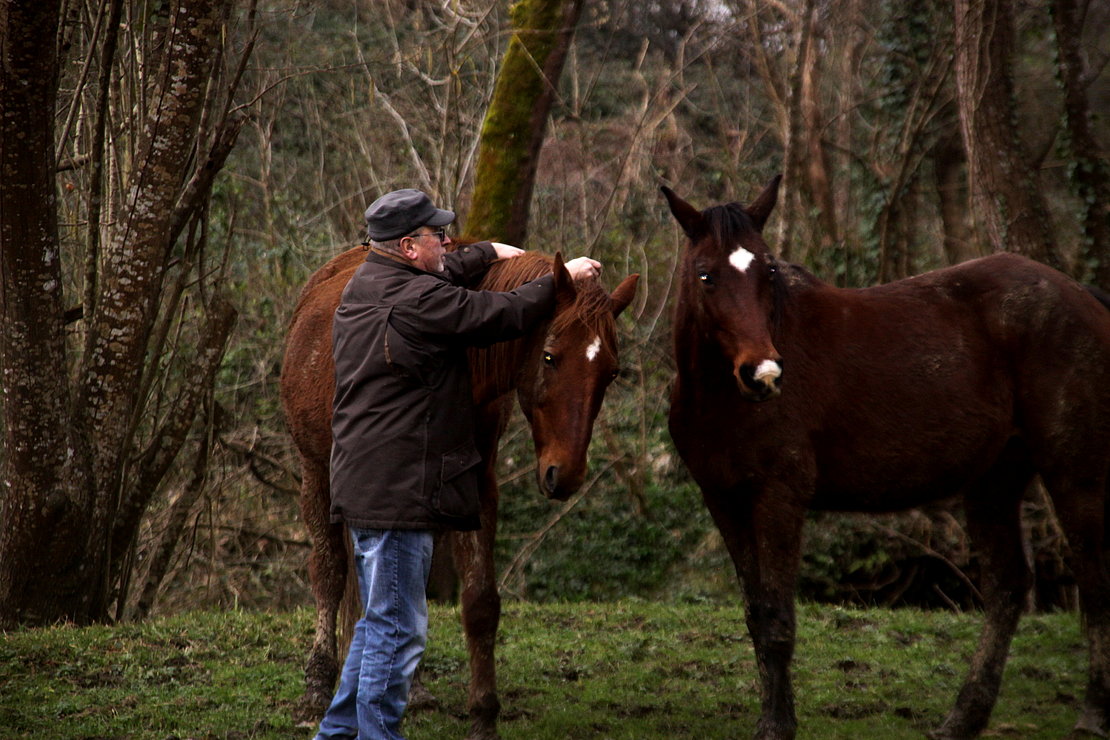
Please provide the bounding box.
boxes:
[1104,475,1110,563]
[1088,288,1110,560]
[1087,285,1110,311]
[338,531,360,661]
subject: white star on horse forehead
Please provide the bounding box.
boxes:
[729,246,756,273]
[585,336,602,361]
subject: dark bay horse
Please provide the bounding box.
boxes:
[280,244,638,739]
[663,178,1110,740]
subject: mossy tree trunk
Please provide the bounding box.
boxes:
[464,0,585,246]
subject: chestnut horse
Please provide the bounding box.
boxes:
[663,178,1110,740]
[280,243,638,738]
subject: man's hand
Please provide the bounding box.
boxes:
[492,242,525,260]
[564,257,602,281]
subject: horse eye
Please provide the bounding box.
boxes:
[543,351,556,366]
[698,272,713,284]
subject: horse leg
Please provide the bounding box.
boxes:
[450,400,509,740]
[707,487,805,740]
[1042,471,1110,736]
[452,496,502,740]
[295,456,349,723]
[932,459,1033,740]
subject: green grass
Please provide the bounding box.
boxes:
[0,602,1089,739]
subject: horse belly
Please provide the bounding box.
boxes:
[809,422,1012,512]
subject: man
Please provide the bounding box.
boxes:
[315,189,601,739]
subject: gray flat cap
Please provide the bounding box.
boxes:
[364,189,455,241]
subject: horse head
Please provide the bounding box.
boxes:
[663,176,784,402]
[515,253,639,500]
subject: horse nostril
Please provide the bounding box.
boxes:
[738,363,758,389]
[544,465,559,494]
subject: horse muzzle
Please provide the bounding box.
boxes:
[538,463,580,501]
[736,358,783,401]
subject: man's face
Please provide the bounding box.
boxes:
[404,227,451,272]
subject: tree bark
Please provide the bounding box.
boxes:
[953,0,1062,269]
[0,0,99,626]
[0,0,244,627]
[797,0,837,251]
[464,0,585,245]
[933,129,978,265]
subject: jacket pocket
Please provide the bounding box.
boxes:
[432,442,483,524]
[384,313,443,386]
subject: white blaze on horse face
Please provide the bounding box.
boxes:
[754,359,782,384]
[729,246,756,273]
[586,335,601,362]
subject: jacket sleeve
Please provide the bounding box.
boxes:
[441,241,496,286]
[404,272,557,348]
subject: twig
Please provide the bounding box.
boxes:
[498,460,616,596]
[868,520,982,605]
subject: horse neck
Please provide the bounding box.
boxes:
[672,307,733,389]
[468,322,549,405]
[468,252,555,405]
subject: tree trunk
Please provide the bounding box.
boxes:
[797,0,837,251]
[778,0,818,263]
[0,0,100,626]
[464,0,585,245]
[0,0,244,627]
[1051,0,1110,289]
[932,129,978,265]
[953,0,1062,268]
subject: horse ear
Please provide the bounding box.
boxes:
[552,251,577,310]
[746,174,782,232]
[609,273,640,318]
[661,186,703,238]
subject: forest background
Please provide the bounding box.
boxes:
[1,0,1108,626]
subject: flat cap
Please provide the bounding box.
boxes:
[364,189,455,241]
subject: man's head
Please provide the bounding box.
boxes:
[365,189,455,272]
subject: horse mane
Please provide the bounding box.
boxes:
[471,251,616,399]
[480,251,615,337]
[704,202,759,248]
[478,251,553,291]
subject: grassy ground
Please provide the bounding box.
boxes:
[0,601,1090,739]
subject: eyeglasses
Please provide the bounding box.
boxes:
[407,228,447,242]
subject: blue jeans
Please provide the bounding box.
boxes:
[315,528,434,740]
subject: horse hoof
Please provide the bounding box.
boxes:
[753,719,796,740]
[465,719,500,740]
[291,691,330,726]
[1072,714,1109,738]
[407,682,439,712]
